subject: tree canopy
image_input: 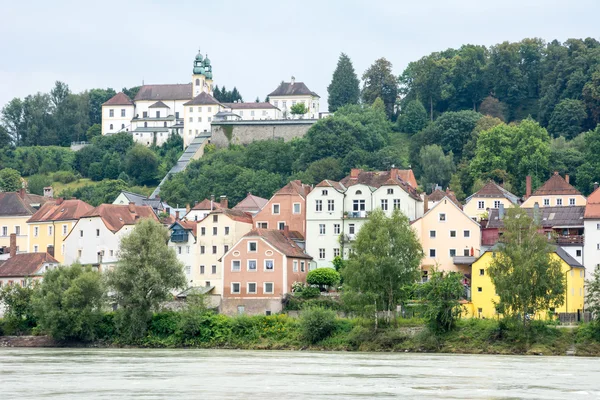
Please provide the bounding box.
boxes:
[327,53,360,112]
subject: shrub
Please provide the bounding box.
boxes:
[52,170,78,184]
[299,307,337,344]
[150,312,182,337]
[298,286,321,299]
[306,268,340,288]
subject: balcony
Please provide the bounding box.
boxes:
[343,211,368,219]
[555,235,584,246]
[170,232,189,243]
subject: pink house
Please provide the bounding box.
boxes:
[221,228,312,315]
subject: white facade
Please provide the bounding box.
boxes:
[168,223,198,287]
[584,219,600,277]
[270,94,319,119]
[183,104,223,147]
[101,104,135,135]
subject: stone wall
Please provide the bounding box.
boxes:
[0,336,58,347]
[211,120,317,148]
[220,297,283,316]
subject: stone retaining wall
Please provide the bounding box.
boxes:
[211,120,317,148]
[0,335,58,347]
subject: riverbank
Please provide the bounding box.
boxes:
[2,313,600,356]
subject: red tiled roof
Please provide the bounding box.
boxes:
[81,204,158,232]
[397,170,418,189]
[315,180,345,192]
[102,92,133,106]
[183,92,222,106]
[244,229,312,259]
[532,172,581,196]
[233,193,268,213]
[0,253,58,278]
[275,180,312,198]
[192,198,225,211]
[212,208,253,224]
[340,169,421,201]
[585,187,600,218]
[27,199,93,223]
[428,189,462,209]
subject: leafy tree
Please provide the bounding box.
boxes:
[0,168,22,191]
[306,268,340,289]
[33,264,105,341]
[0,125,10,149]
[576,126,600,194]
[86,124,102,141]
[0,283,37,335]
[488,208,565,327]
[69,179,132,206]
[448,173,466,201]
[294,157,344,185]
[1,98,25,146]
[361,58,398,118]
[327,53,360,112]
[124,144,159,185]
[478,96,507,121]
[107,218,186,341]
[547,98,587,139]
[242,140,293,176]
[290,103,308,117]
[27,174,52,195]
[88,88,116,125]
[419,145,455,191]
[342,209,423,324]
[419,269,465,332]
[586,266,600,333]
[397,100,428,134]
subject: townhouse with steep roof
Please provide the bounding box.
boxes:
[26,198,93,263]
[584,184,600,281]
[194,208,254,295]
[463,181,519,221]
[0,190,52,254]
[113,191,176,217]
[221,228,312,315]
[306,168,423,268]
[253,180,311,236]
[63,203,158,271]
[185,196,226,222]
[0,236,59,288]
[267,77,320,119]
[426,188,462,211]
[168,219,198,288]
[232,193,268,216]
[521,172,587,208]
[411,196,481,280]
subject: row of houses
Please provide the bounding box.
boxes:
[0,169,596,318]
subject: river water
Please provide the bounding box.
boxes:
[0,348,598,399]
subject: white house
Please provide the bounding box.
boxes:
[63,204,158,271]
[305,168,424,268]
[584,185,600,284]
[168,220,198,287]
[267,77,320,119]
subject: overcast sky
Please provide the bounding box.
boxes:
[1,0,598,111]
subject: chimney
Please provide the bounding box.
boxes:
[46,245,55,257]
[128,202,136,213]
[423,194,429,214]
[283,225,290,236]
[291,76,295,85]
[350,168,360,179]
[9,233,16,258]
[56,198,64,206]
[18,188,26,199]
[210,194,215,211]
[390,168,399,180]
[533,202,541,225]
[594,182,599,192]
[526,175,532,199]
[565,174,570,184]
[43,186,54,198]
[499,203,505,220]
[175,210,180,220]
[220,195,228,209]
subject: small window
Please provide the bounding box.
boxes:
[200,265,205,274]
[439,213,446,222]
[79,230,83,237]
[327,199,335,212]
[569,198,576,206]
[429,249,436,257]
[272,204,280,214]
[348,224,355,234]
[478,201,485,210]
[450,230,456,238]
[247,283,257,294]
[109,109,115,117]
[185,266,191,275]
[556,198,563,206]
[293,203,301,214]
[224,245,229,253]
[477,287,482,292]
[257,222,268,229]
[334,224,340,234]
[48,226,53,236]
[463,249,470,256]
[264,282,274,294]
[121,108,126,117]
[319,224,326,235]
[211,265,217,274]
[212,215,218,223]
[333,248,340,257]
[301,261,305,272]
[231,283,241,294]
[322,189,328,196]
[449,249,456,257]
[212,226,217,235]
[63,225,68,235]
[543,198,550,206]
[201,227,206,236]
[479,269,484,276]
[264,260,274,271]
[33,245,39,252]
[200,246,205,254]
[355,190,362,195]
[393,199,401,210]
[248,241,257,252]
[96,229,100,237]
[178,246,182,255]
[212,246,217,254]
[381,199,388,211]
[315,200,322,212]
[224,226,230,235]
[576,250,582,257]
[248,260,257,271]
[231,260,241,272]
[278,222,285,230]
[387,188,393,195]
[464,230,470,238]
[429,230,436,238]
[319,248,325,260]
[494,200,501,208]
[293,260,298,272]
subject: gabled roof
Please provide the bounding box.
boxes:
[27,199,93,223]
[119,191,147,205]
[0,253,58,278]
[149,100,170,109]
[428,189,462,209]
[244,229,312,259]
[340,169,421,201]
[555,246,583,268]
[419,196,480,228]
[275,180,312,198]
[532,172,581,196]
[223,102,278,110]
[268,81,319,98]
[183,91,222,106]
[81,204,158,233]
[0,192,36,216]
[134,84,193,101]
[585,187,600,219]
[170,220,197,237]
[315,179,346,192]
[192,198,225,211]
[102,92,133,106]
[233,193,268,213]
[487,206,585,229]
[466,181,519,204]
[211,208,253,224]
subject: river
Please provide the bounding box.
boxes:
[0,348,598,399]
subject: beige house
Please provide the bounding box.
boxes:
[412,196,481,279]
[267,77,320,119]
[463,181,519,221]
[521,172,586,208]
[195,208,253,295]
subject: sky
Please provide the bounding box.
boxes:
[1,0,599,111]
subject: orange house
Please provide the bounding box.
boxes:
[253,180,311,236]
[221,228,312,315]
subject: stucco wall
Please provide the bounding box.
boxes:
[211,121,317,148]
[220,297,283,316]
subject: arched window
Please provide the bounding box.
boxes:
[195,79,200,86]
[144,122,147,127]
[109,124,113,130]
[355,190,362,195]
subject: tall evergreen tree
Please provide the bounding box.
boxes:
[361,58,398,119]
[327,53,360,112]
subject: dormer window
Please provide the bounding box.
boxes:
[355,190,362,195]
[387,188,394,195]
[322,189,328,196]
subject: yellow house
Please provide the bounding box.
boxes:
[0,191,51,254]
[463,181,519,221]
[412,196,480,278]
[521,172,586,208]
[26,199,93,263]
[468,248,585,319]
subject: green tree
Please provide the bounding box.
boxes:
[27,174,52,195]
[125,144,159,185]
[327,53,360,112]
[0,283,37,335]
[488,208,565,327]
[397,100,428,134]
[448,173,466,201]
[306,268,340,289]
[361,58,398,118]
[33,264,105,341]
[419,269,465,332]
[419,145,455,192]
[0,168,22,191]
[547,98,587,139]
[342,209,423,324]
[576,126,600,194]
[107,218,186,341]
[586,266,600,334]
[294,157,344,185]
[290,103,308,117]
[1,98,25,146]
[478,96,507,121]
[86,124,102,141]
